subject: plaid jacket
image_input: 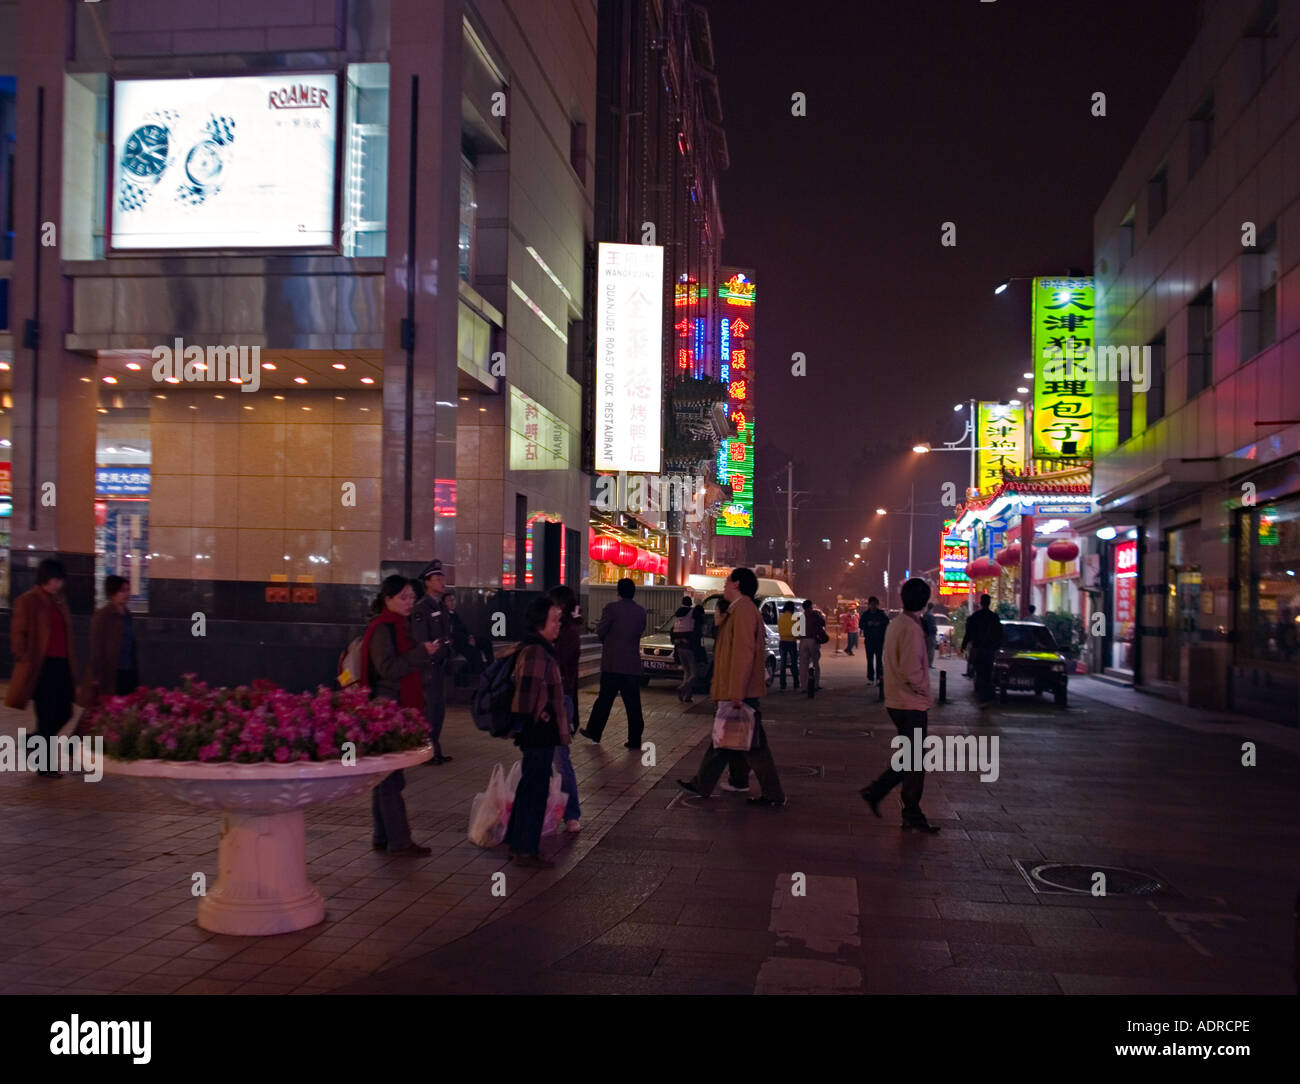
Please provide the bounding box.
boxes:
[510,635,569,747]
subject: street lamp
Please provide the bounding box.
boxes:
[875,506,888,515]
[910,444,929,454]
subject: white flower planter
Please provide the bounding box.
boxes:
[103,746,432,937]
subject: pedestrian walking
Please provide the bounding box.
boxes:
[410,560,454,764]
[860,577,940,833]
[678,567,785,806]
[504,594,568,868]
[921,603,938,669]
[579,577,647,749]
[362,575,440,855]
[961,593,1003,706]
[798,598,827,698]
[79,574,139,711]
[777,600,799,690]
[670,594,704,702]
[859,596,889,684]
[7,559,78,778]
[549,584,583,832]
[842,607,859,655]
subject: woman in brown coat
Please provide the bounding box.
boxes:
[6,558,78,778]
[79,574,139,708]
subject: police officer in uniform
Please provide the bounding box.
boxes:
[411,559,454,764]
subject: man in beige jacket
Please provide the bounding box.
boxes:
[678,567,785,806]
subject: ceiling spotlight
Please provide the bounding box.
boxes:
[294,377,308,384]
[262,362,276,370]
[360,377,375,385]
[125,362,141,371]
[332,363,347,370]
[1017,386,1029,394]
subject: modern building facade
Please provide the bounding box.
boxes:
[1086,0,1297,723]
[0,0,596,687]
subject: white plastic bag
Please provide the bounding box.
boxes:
[712,702,755,750]
[541,770,569,837]
[467,763,510,848]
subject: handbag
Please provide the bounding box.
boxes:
[712,702,755,750]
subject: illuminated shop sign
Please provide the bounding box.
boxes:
[716,270,756,538]
[976,402,1025,495]
[96,468,151,497]
[508,385,570,470]
[1032,276,1096,459]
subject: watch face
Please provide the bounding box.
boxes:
[122,124,170,179]
[185,140,224,187]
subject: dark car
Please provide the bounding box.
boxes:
[639,593,778,690]
[993,621,1070,706]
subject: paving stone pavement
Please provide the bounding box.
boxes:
[1,654,1295,995]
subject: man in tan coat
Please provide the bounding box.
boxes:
[678,567,785,806]
[6,558,78,778]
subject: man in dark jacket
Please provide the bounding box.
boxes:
[79,574,138,708]
[410,560,454,763]
[579,577,647,748]
[961,593,1003,706]
[670,594,705,703]
[859,596,890,684]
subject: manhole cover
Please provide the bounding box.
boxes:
[1016,859,1167,896]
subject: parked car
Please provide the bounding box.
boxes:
[638,593,778,690]
[993,621,1070,705]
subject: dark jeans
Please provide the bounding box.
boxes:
[686,698,783,799]
[116,668,140,696]
[864,708,928,823]
[33,657,74,738]
[974,648,997,701]
[864,643,883,683]
[778,641,799,688]
[506,745,554,855]
[846,632,858,653]
[423,676,447,756]
[371,770,413,851]
[585,672,644,745]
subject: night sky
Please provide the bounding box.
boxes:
[706,0,1200,597]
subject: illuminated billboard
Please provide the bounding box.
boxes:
[1031,276,1096,459]
[976,402,1026,495]
[111,73,338,249]
[594,243,664,473]
[509,386,570,470]
[938,525,969,599]
[716,269,756,537]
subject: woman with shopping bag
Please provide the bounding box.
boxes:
[504,594,569,868]
[677,567,786,806]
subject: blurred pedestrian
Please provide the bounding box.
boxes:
[859,596,889,685]
[7,559,78,778]
[411,560,454,765]
[79,574,139,711]
[678,567,785,806]
[505,594,568,868]
[444,589,494,675]
[961,593,1003,707]
[549,584,583,832]
[860,577,940,833]
[921,603,938,669]
[798,598,826,699]
[579,577,647,749]
[777,600,799,691]
[842,607,859,655]
[362,575,439,855]
[670,594,704,702]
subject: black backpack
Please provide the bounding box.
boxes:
[471,649,521,737]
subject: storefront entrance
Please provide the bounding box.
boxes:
[1163,524,1201,682]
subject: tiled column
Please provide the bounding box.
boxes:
[382,0,464,580]
[8,0,97,611]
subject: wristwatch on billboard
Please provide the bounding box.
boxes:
[117,109,180,213]
[175,114,236,207]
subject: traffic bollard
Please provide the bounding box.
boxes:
[939,669,947,703]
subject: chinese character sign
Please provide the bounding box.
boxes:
[595,243,663,473]
[975,402,1026,495]
[938,535,970,598]
[509,386,571,470]
[716,268,756,538]
[1032,276,1096,459]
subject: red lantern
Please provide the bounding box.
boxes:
[995,545,1021,567]
[968,557,999,579]
[633,548,655,572]
[660,555,669,576]
[1047,539,1079,562]
[590,534,619,562]
[614,542,636,567]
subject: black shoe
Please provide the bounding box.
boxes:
[747,796,787,808]
[902,819,940,834]
[372,840,388,851]
[859,787,881,818]
[624,741,641,749]
[389,842,433,855]
[578,728,599,743]
[677,779,703,797]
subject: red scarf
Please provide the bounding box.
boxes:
[361,609,424,709]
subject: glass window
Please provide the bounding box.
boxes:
[1237,498,1300,664]
[342,63,389,258]
[459,156,476,282]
